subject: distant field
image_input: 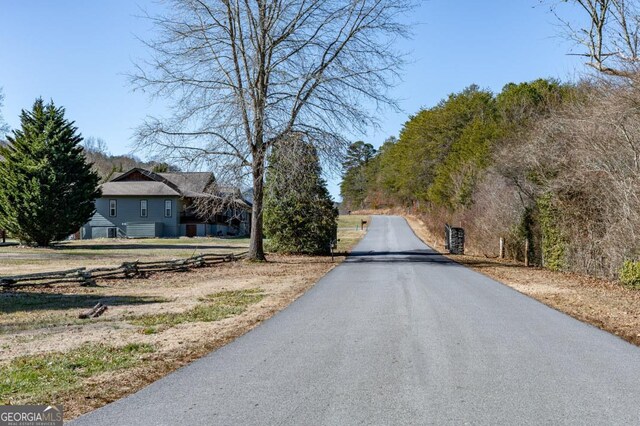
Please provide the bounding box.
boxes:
[338,214,369,230]
[336,215,369,253]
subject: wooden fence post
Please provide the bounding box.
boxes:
[499,238,504,259]
[524,239,529,267]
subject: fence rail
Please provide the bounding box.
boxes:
[0,251,247,289]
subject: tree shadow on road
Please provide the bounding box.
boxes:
[345,249,457,265]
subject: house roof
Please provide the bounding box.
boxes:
[157,172,214,197]
[100,181,181,197]
[101,168,249,205]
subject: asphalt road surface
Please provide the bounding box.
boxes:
[73,216,640,425]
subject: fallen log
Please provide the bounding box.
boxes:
[79,302,108,319]
[92,305,108,318]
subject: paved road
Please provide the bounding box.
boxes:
[73,216,640,425]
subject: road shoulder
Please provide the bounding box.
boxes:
[403,214,640,348]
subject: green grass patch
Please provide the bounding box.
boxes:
[128,289,265,328]
[0,343,154,404]
[197,288,265,304]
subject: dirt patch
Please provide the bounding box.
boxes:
[403,214,640,347]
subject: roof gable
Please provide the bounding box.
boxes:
[111,169,157,182]
[110,168,182,194]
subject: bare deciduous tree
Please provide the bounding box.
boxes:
[83,136,109,155]
[0,88,9,136]
[549,0,640,76]
[132,0,413,260]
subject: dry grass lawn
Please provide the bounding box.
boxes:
[0,237,250,276]
[0,216,368,420]
[403,214,640,347]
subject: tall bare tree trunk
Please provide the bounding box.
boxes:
[249,150,266,260]
[133,0,412,261]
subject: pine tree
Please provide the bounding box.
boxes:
[342,141,376,175]
[264,137,338,255]
[340,141,377,211]
[0,99,101,246]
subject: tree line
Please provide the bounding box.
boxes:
[83,137,179,183]
[341,77,640,285]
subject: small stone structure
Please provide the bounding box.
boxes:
[445,224,465,255]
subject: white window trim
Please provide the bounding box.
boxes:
[109,200,117,217]
[165,200,172,218]
[140,200,148,218]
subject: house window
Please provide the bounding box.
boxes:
[165,200,172,217]
[140,200,148,217]
[109,200,117,217]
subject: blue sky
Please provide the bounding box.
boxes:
[0,0,584,199]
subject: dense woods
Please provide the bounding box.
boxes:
[341,77,640,284]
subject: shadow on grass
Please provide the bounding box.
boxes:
[0,293,169,314]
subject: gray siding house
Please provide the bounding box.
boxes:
[82,168,251,239]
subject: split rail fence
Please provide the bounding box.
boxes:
[0,252,247,289]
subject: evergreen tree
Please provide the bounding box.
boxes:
[342,141,376,175]
[340,141,377,211]
[0,99,101,246]
[264,137,338,255]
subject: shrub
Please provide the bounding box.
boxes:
[264,137,338,255]
[537,194,566,271]
[619,260,640,288]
